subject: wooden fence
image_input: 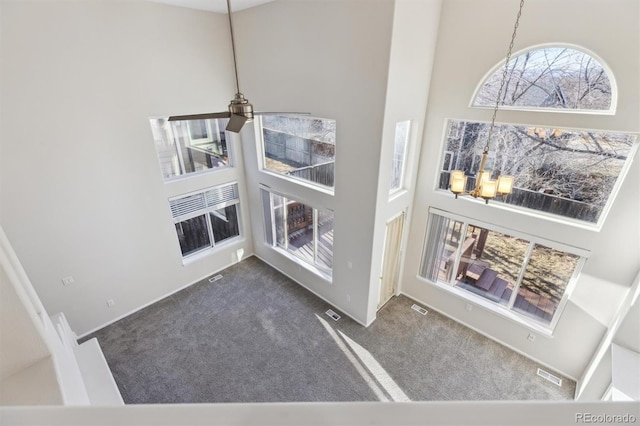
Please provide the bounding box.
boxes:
[263,128,333,167]
[287,161,335,187]
[438,172,601,223]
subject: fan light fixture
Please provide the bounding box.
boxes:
[449,0,525,204]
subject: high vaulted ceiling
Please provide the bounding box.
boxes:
[147,0,274,13]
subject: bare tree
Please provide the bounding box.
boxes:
[475,47,612,110]
[443,120,635,210]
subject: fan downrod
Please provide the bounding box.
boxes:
[228,92,254,120]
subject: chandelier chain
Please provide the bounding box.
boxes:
[485,0,525,152]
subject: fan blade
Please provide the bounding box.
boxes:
[168,112,230,122]
[226,113,249,133]
[254,112,310,116]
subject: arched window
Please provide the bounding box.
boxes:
[437,45,637,227]
[472,45,615,113]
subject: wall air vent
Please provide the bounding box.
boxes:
[208,274,223,283]
[411,304,428,315]
[325,309,341,321]
[537,368,562,386]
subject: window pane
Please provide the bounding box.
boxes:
[265,191,333,274]
[272,193,286,246]
[419,214,464,283]
[175,215,211,256]
[261,115,336,188]
[316,209,334,269]
[149,117,231,180]
[454,225,528,306]
[513,244,580,325]
[286,202,314,264]
[439,119,637,223]
[473,47,613,111]
[150,118,181,179]
[390,121,410,192]
[210,205,240,244]
[172,119,230,174]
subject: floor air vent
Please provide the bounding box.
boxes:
[208,274,223,283]
[325,309,341,321]
[411,304,428,315]
[537,368,562,386]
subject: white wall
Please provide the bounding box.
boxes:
[0,246,62,405]
[576,271,640,400]
[235,0,395,325]
[401,0,640,380]
[0,0,254,335]
[366,0,442,321]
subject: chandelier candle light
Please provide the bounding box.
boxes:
[449,0,525,203]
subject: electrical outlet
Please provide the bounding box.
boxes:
[347,261,353,269]
[527,333,536,342]
[106,299,115,308]
[465,303,473,312]
[61,276,75,286]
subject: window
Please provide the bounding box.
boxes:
[473,46,614,112]
[150,117,232,180]
[170,183,241,259]
[261,188,333,276]
[259,115,336,189]
[438,119,638,224]
[419,210,586,329]
[390,120,411,194]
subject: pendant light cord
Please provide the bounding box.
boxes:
[484,0,525,152]
[226,0,241,95]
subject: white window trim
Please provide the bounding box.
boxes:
[417,273,556,336]
[434,118,639,230]
[268,244,333,282]
[149,116,234,182]
[469,42,618,115]
[170,182,242,263]
[421,208,589,333]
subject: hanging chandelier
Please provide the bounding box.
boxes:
[449,0,525,204]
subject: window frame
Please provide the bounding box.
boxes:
[418,208,588,334]
[169,182,242,262]
[255,115,336,194]
[260,186,334,281]
[186,119,216,145]
[470,43,618,115]
[149,116,234,182]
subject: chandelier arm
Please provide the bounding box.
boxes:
[485,0,525,150]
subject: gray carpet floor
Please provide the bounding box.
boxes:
[82,256,575,403]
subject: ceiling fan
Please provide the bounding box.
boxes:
[168,0,296,133]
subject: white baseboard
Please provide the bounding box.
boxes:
[399,291,579,382]
[253,254,370,328]
[77,256,249,339]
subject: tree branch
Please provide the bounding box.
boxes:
[513,129,627,160]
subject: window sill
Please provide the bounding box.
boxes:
[259,169,335,197]
[434,189,603,234]
[163,165,234,184]
[270,245,333,283]
[181,237,244,266]
[388,188,408,202]
[418,275,556,337]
